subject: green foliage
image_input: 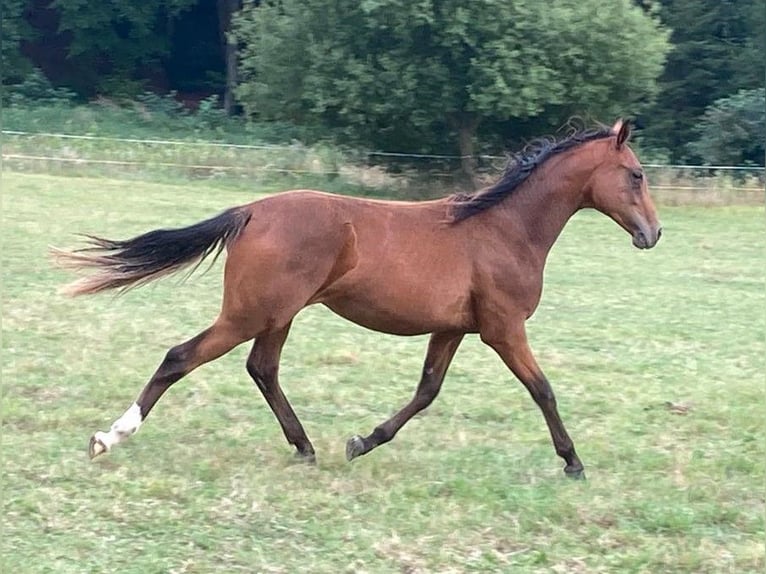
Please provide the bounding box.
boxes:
[731,0,766,89]
[4,0,759,165]
[195,95,232,131]
[1,98,310,145]
[5,69,77,106]
[131,91,245,134]
[235,0,670,156]
[50,0,197,95]
[136,90,188,117]
[642,0,764,162]
[3,0,761,166]
[688,89,766,166]
[0,0,33,83]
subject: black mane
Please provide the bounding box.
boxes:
[450,126,613,222]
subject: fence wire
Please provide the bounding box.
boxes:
[2,130,764,196]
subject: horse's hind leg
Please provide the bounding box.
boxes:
[346,331,464,461]
[245,323,316,462]
[88,318,249,459]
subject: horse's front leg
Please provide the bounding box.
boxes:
[481,321,585,479]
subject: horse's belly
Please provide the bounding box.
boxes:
[321,292,475,336]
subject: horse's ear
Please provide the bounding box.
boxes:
[612,118,631,149]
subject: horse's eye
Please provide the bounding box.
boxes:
[631,169,644,181]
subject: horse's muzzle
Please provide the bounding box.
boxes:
[633,225,662,249]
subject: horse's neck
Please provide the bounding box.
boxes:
[491,152,593,257]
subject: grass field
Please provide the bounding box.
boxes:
[3,172,764,573]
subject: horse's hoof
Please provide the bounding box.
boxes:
[345,435,366,461]
[88,434,107,459]
[564,467,586,480]
[293,450,317,465]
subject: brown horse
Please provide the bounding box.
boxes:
[54,119,661,478]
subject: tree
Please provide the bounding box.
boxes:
[16,0,240,106]
[1,0,33,83]
[50,0,197,95]
[217,0,243,114]
[235,0,669,180]
[641,0,765,162]
[688,89,765,166]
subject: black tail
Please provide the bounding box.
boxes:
[52,207,251,296]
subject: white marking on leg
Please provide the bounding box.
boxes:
[93,403,143,452]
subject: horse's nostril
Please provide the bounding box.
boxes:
[657,227,663,240]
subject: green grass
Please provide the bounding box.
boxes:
[3,172,764,573]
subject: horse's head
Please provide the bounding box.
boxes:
[583,119,662,249]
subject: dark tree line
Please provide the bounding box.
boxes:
[2,0,245,111]
[2,0,763,165]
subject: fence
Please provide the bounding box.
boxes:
[2,130,763,202]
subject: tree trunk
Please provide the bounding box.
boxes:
[454,113,479,189]
[218,0,242,115]
[223,35,237,115]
